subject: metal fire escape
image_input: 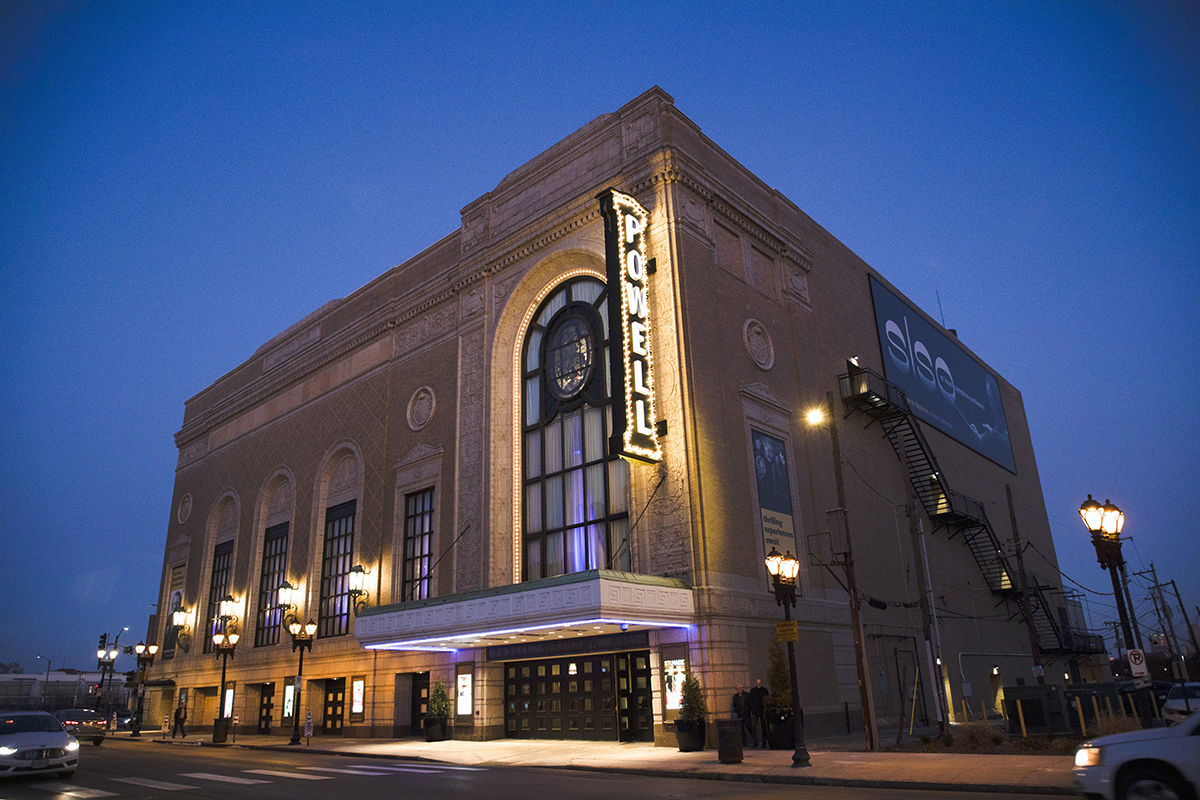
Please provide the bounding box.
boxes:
[837,367,1104,658]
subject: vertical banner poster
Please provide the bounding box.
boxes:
[752,430,796,563]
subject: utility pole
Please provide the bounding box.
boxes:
[897,430,946,732]
[1118,561,1144,651]
[1168,581,1199,657]
[1007,484,1044,684]
[823,390,878,752]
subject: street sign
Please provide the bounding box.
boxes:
[1031,665,1044,678]
[304,711,313,739]
[775,621,797,643]
[1128,648,1149,678]
[1133,678,1151,689]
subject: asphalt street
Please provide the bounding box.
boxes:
[0,743,1069,800]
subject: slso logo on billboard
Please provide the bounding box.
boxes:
[870,277,1015,473]
[599,189,662,464]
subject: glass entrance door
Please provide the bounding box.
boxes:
[257,682,275,734]
[323,678,345,732]
[504,650,651,741]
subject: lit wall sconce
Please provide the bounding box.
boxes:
[348,565,370,616]
[171,607,192,653]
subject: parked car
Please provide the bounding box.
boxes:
[1162,682,1200,726]
[0,710,80,779]
[52,709,106,745]
[1074,707,1200,800]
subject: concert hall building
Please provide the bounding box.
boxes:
[143,87,1101,744]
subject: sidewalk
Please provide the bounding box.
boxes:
[109,729,1076,795]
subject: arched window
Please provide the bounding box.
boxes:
[522,276,630,580]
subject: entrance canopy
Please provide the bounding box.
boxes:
[355,570,694,652]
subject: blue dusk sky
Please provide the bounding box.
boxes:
[2,2,1197,675]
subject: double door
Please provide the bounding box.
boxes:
[504,650,652,741]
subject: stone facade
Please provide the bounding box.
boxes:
[145,88,1083,745]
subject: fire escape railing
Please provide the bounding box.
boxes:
[838,367,1103,658]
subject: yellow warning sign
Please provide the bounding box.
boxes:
[775,621,798,642]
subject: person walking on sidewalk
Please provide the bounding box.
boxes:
[171,701,188,738]
[731,684,751,745]
[748,678,769,748]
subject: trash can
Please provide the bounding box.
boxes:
[212,718,229,743]
[716,719,744,764]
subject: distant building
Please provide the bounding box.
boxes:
[0,670,110,711]
[144,88,1101,742]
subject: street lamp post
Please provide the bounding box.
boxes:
[130,642,158,738]
[277,580,316,746]
[764,547,811,768]
[1079,496,1135,651]
[36,656,50,706]
[211,596,240,744]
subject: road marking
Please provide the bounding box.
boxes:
[299,766,395,775]
[180,772,271,784]
[34,785,116,798]
[348,763,485,772]
[112,777,199,790]
[244,769,334,780]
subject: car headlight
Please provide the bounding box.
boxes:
[0,746,17,756]
[66,738,80,752]
[1075,746,1102,767]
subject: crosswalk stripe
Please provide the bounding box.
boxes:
[34,784,116,798]
[243,769,334,780]
[347,763,485,772]
[112,777,199,790]
[180,772,271,784]
[299,767,394,775]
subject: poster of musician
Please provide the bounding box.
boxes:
[751,429,797,569]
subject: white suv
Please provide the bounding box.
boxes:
[1074,710,1200,800]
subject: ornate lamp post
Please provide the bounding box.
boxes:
[211,596,240,743]
[129,642,158,737]
[95,628,125,721]
[764,547,811,768]
[1079,496,1135,651]
[277,580,316,746]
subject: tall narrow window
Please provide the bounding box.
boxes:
[318,500,356,638]
[522,276,630,581]
[203,541,234,654]
[255,523,289,647]
[403,488,434,601]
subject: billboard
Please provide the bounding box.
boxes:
[869,276,1015,473]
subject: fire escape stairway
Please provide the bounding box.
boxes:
[838,368,1071,656]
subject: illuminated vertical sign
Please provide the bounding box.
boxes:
[599,189,662,463]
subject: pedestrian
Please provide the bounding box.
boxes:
[731,684,751,744]
[172,700,187,738]
[748,678,769,747]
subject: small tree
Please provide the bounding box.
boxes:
[764,642,791,709]
[678,673,705,721]
[428,680,451,719]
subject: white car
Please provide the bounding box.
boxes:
[0,711,80,780]
[1074,710,1200,800]
[1162,683,1200,726]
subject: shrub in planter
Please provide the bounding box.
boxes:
[425,679,451,742]
[674,673,706,751]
